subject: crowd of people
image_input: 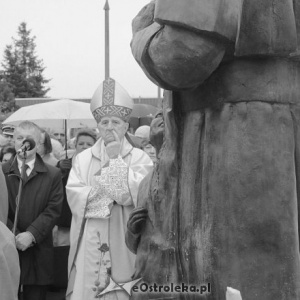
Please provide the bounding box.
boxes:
[0,77,161,300]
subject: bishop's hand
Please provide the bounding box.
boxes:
[105,130,121,159]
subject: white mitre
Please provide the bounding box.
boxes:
[90,77,133,123]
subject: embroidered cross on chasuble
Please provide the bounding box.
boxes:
[86,155,130,219]
[85,155,130,298]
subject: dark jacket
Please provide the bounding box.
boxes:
[56,158,72,228]
[2,154,63,285]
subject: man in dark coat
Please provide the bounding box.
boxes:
[2,121,63,300]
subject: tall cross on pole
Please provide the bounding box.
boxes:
[104,0,110,79]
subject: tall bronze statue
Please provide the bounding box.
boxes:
[128,0,300,299]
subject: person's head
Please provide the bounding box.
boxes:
[2,125,15,145]
[98,116,129,145]
[141,139,157,163]
[0,145,16,163]
[37,130,52,157]
[90,78,133,144]
[150,110,164,154]
[75,129,97,154]
[134,125,156,161]
[135,125,150,140]
[14,121,42,161]
[51,128,66,147]
[134,125,150,147]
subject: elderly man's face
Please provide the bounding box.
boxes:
[150,110,164,153]
[14,127,40,161]
[52,128,65,146]
[97,116,129,145]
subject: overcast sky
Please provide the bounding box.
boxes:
[0,0,158,99]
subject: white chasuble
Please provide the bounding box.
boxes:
[66,138,153,300]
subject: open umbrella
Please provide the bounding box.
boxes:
[131,103,159,118]
[3,99,96,129]
[129,103,159,131]
[3,99,97,157]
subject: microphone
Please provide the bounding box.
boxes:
[17,138,36,153]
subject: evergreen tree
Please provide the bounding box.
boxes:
[0,74,16,113]
[1,22,50,102]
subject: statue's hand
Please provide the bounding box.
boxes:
[127,207,148,235]
[131,0,230,90]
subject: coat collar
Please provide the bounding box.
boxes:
[3,153,48,177]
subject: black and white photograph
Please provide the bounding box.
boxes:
[0,1,300,300]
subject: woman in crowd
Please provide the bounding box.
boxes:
[74,128,97,156]
[57,128,98,185]
[140,140,156,164]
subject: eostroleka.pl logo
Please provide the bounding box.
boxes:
[132,282,211,295]
[96,277,143,298]
[96,277,211,298]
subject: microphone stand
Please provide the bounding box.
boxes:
[12,151,27,236]
[13,151,28,300]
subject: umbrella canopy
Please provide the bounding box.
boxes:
[3,99,97,129]
[131,103,159,118]
[129,104,159,131]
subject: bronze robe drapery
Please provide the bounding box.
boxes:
[129,1,300,299]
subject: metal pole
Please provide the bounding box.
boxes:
[13,154,27,235]
[104,0,110,79]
